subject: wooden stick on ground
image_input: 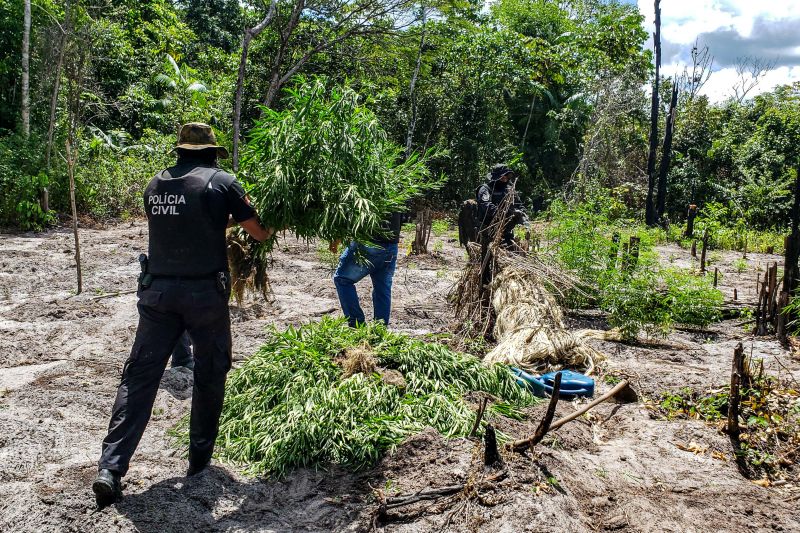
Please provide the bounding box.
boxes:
[509,372,562,453]
[380,470,507,511]
[507,379,631,453]
[90,289,137,301]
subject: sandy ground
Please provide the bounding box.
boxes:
[0,221,799,532]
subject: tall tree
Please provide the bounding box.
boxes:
[645,0,661,226]
[260,0,416,110]
[232,0,278,171]
[46,0,71,169]
[21,0,31,136]
[404,6,427,158]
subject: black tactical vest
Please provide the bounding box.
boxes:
[143,166,227,276]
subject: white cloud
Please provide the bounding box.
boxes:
[635,0,800,102]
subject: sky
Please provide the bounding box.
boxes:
[628,0,800,102]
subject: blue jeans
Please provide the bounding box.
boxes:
[333,241,398,327]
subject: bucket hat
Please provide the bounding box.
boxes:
[173,122,229,159]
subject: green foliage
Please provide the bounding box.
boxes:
[181,318,537,477]
[658,387,728,421]
[544,194,722,339]
[74,131,174,219]
[242,78,442,247]
[14,172,55,231]
[431,219,450,237]
[0,134,53,229]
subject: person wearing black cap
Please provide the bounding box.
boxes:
[92,123,273,508]
[475,163,529,248]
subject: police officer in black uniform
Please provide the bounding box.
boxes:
[92,123,272,507]
[476,163,529,248]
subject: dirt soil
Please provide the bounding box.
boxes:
[1,221,799,532]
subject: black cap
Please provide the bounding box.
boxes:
[489,164,515,181]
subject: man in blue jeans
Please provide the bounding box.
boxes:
[332,212,401,327]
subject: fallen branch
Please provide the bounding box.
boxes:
[507,379,630,452]
[90,289,137,301]
[548,379,630,431]
[509,371,561,453]
[380,470,507,511]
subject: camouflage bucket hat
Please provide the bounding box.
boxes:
[173,122,229,159]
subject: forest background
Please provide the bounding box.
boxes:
[0,0,798,235]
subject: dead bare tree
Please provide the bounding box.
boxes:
[731,56,776,103]
[571,68,647,198]
[232,0,278,171]
[655,83,678,223]
[260,0,417,110]
[681,39,713,101]
[645,0,661,226]
[21,0,31,137]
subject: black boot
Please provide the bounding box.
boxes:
[186,459,210,477]
[92,469,121,508]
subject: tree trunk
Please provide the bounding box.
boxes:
[404,9,427,158]
[655,83,678,222]
[66,139,82,294]
[645,0,661,226]
[262,0,305,110]
[232,0,278,171]
[21,0,31,137]
[46,0,71,169]
[685,204,697,237]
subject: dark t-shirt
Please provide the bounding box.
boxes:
[144,160,256,276]
[372,212,403,244]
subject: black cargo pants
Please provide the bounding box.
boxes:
[98,277,232,476]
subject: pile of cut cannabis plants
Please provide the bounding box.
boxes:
[176,318,537,477]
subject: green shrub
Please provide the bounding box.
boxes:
[74,130,174,219]
[431,218,450,237]
[544,194,723,339]
[0,134,54,230]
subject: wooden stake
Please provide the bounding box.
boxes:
[700,229,709,273]
[777,291,789,344]
[483,424,501,466]
[685,204,697,238]
[691,240,697,258]
[66,139,82,294]
[713,267,719,287]
[727,343,744,438]
[734,288,738,301]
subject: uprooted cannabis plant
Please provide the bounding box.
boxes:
[173,318,536,477]
[229,78,443,301]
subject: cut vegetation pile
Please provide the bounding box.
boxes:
[228,78,441,300]
[484,256,616,374]
[180,318,537,477]
[452,187,612,375]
